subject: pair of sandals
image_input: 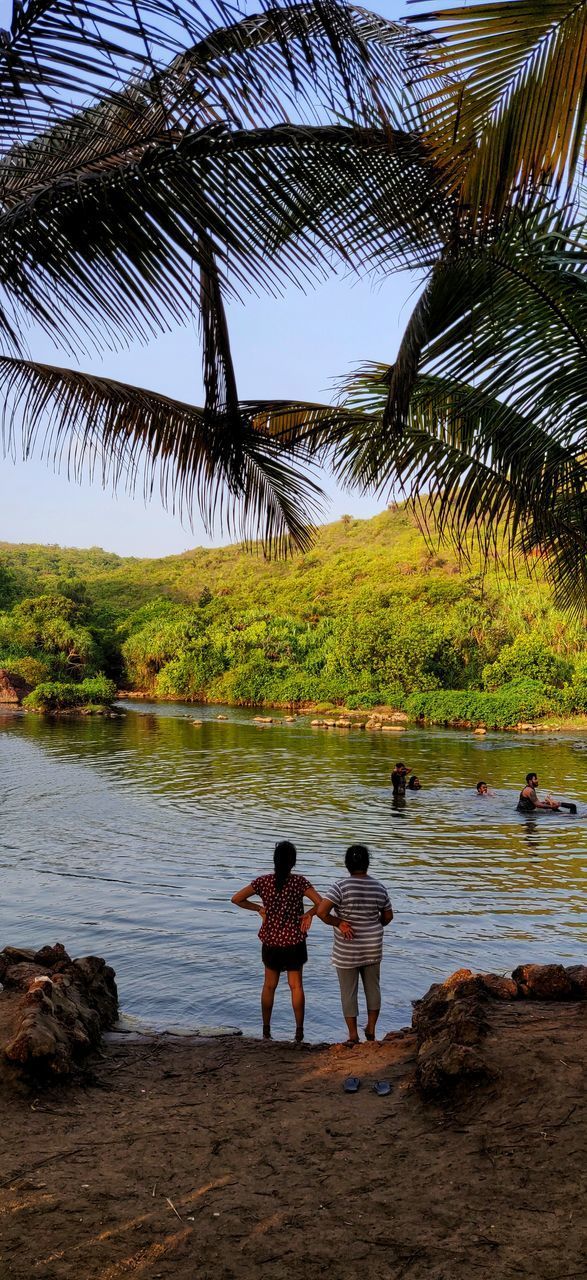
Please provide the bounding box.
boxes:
[343,1077,391,1095]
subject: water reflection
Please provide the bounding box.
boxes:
[0,703,585,1040]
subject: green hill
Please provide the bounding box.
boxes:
[0,508,585,725]
[0,507,557,614]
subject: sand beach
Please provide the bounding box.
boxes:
[1,996,585,1280]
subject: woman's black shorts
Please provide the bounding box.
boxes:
[262,941,308,972]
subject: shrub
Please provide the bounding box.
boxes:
[482,637,572,691]
[560,656,587,714]
[5,656,49,687]
[489,679,556,727]
[24,675,116,711]
[406,680,556,730]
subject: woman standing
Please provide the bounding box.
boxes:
[231,841,321,1042]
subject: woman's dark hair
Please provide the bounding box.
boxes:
[345,844,370,873]
[274,841,297,892]
[408,775,419,788]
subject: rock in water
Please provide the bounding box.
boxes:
[0,943,118,1084]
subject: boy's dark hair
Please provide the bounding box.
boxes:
[345,844,370,873]
[476,781,486,792]
[274,841,297,892]
[526,771,537,785]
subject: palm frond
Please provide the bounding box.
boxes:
[332,359,587,612]
[409,0,587,221]
[376,204,587,442]
[0,355,332,552]
[0,0,211,141]
[0,122,446,356]
[4,0,418,142]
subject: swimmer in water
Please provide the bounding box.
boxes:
[516,772,559,813]
[391,762,410,795]
[476,781,495,796]
[407,775,422,791]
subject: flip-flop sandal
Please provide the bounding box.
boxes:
[373,1080,392,1096]
[343,1076,361,1093]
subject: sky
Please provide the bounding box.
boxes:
[0,0,423,559]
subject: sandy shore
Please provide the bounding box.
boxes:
[1,1000,585,1280]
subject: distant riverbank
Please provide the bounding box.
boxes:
[117,690,587,735]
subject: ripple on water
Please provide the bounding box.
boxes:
[0,706,585,1039]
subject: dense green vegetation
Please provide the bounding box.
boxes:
[0,508,585,723]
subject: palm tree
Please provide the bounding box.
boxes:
[265,1,587,608]
[6,3,585,608]
[0,0,448,551]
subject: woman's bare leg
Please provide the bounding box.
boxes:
[287,969,305,1040]
[262,968,280,1037]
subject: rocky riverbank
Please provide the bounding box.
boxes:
[1,958,585,1278]
[117,692,587,735]
[0,944,118,1085]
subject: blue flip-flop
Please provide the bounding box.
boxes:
[373,1080,392,1096]
[343,1076,361,1093]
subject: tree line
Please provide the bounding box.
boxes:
[0,514,585,725]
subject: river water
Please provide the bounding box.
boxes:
[0,702,585,1041]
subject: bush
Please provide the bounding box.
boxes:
[2,656,49,687]
[24,675,116,711]
[482,637,572,691]
[489,679,556,727]
[560,656,587,714]
[406,680,556,730]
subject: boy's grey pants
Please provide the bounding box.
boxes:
[336,963,381,1017]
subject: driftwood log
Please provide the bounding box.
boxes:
[0,943,118,1084]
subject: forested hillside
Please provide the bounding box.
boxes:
[0,508,585,724]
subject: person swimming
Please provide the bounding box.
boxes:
[476,780,495,796]
[391,762,410,795]
[407,775,421,790]
[516,772,560,813]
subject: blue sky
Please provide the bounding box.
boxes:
[0,1,423,558]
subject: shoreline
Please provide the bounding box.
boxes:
[116,691,587,735]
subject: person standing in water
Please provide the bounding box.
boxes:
[517,772,560,812]
[231,841,322,1042]
[391,762,409,795]
[317,845,393,1045]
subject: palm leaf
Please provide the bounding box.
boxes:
[331,358,587,612]
[377,204,587,437]
[0,355,330,552]
[3,0,410,141]
[410,0,587,221]
[0,122,446,356]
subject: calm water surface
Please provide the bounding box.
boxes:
[0,703,585,1040]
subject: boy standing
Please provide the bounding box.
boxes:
[317,845,393,1044]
